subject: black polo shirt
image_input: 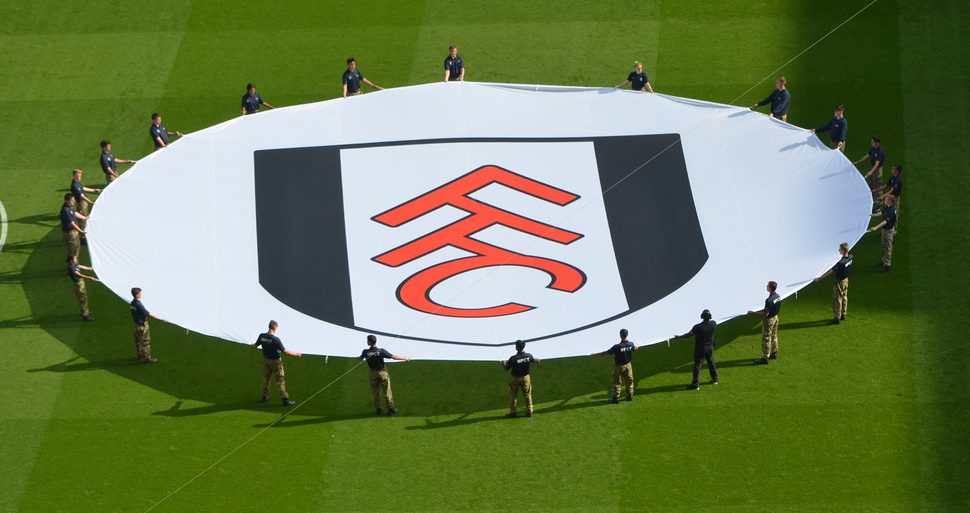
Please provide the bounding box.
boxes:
[361,346,393,370]
[607,340,636,365]
[506,351,535,377]
[100,152,116,174]
[765,292,781,318]
[150,123,170,148]
[68,262,81,283]
[242,92,264,114]
[887,175,902,197]
[833,255,853,280]
[444,55,464,81]
[868,146,885,168]
[130,299,150,325]
[59,205,76,232]
[70,180,84,203]
[255,332,285,360]
[758,88,791,116]
[881,206,898,230]
[627,71,649,91]
[816,117,847,142]
[690,320,717,352]
[343,69,364,93]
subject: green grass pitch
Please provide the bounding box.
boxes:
[1,1,968,512]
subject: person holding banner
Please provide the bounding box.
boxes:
[590,329,637,403]
[360,334,410,416]
[747,281,782,364]
[253,320,301,405]
[502,340,540,417]
[342,57,383,97]
[814,242,853,324]
[673,310,719,390]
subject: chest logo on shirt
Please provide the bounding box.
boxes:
[371,165,586,318]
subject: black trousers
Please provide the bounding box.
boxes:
[692,348,718,386]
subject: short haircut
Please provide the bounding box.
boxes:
[246,83,255,90]
[515,340,525,351]
[100,140,110,149]
[367,334,377,345]
[268,320,278,330]
[894,164,903,173]
[346,57,355,64]
[768,281,778,292]
[66,256,73,262]
[131,287,142,297]
[619,328,628,339]
[63,192,73,201]
[839,242,849,253]
[777,76,787,84]
[835,105,845,112]
[151,112,160,120]
[701,309,712,320]
[449,45,457,50]
[72,168,82,175]
[871,136,881,143]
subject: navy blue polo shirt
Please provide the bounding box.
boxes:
[59,205,76,232]
[627,71,649,91]
[444,55,464,80]
[833,255,853,280]
[881,205,898,230]
[816,117,847,142]
[242,92,264,114]
[758,88,791,116]
[690,320,717,352]
[71,179,84,203]
[68,262,81,283]
[100,151,116,174]
[765,292,781,317]
[130,299,150,325]
[607,340,636,365]
[150,123,170,148]
[361,346,393,370]
[506,351,535,377]
[343,69,364,93]
[887,175,902,197]
[868,146,885,168]
[254,332,285,360]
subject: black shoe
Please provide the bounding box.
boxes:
[840,314,846,321]
[829,319,840,325]
[142,357,158,364]
[686,384,700,390]
[282,399,296,406]
[625,395,633,402]
[769,352,778,360]
[82,314,93,321]
[525,411,532,417]
[260,396,268,404]
[505,412,517,418]
[608,397,620,404]
[881,265,891,273]
[375,408,383,416]
[387,407,398,416]
[755,358,769,365]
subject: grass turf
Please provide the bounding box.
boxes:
[1,1,968,512]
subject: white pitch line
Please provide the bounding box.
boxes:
[0,199,8,252]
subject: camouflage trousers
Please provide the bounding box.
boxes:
[612,363,634,399]
[73,279,89,317]
[509,375,533,414]
[369,368,394,409]
[262,358,289,399]
[762,316,779,358]
[134,323,152,360]
[63,230,80,258]
[104,172,116,184]
[832,278,848,319]
[881,228,895,267]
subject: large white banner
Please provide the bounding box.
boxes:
[87,82,872,360]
